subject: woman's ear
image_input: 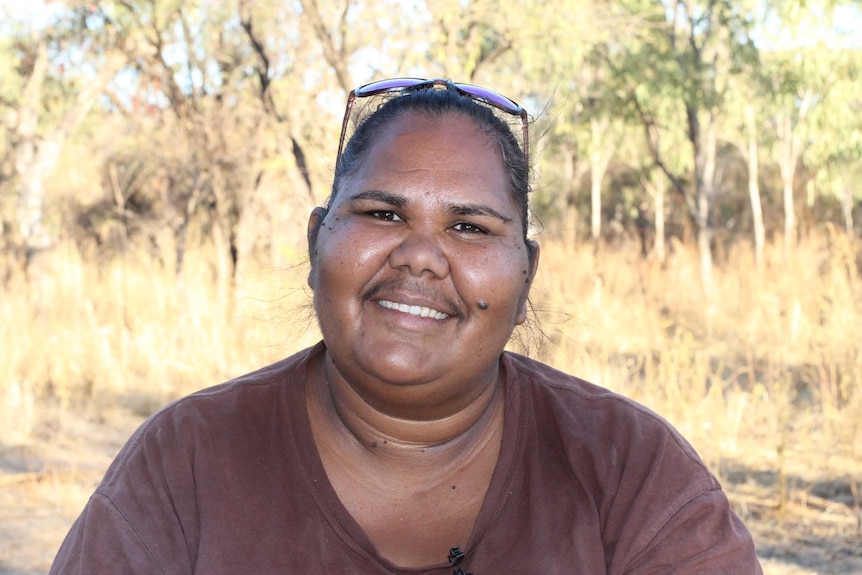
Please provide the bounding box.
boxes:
[515,240,540,325]
[306,206,328,289]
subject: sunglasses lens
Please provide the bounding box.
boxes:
[455,84,522,114]
[354,77,428,97]
[355,79,523,115]
[341,78,528,166]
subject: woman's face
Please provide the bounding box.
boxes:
[308,111,538,412]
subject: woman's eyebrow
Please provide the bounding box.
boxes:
[348,189,407,208]
[349,190,512,223]
[448,203,513,223]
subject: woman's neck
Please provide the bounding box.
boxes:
[310,351,505,466]
[305,350,507,568]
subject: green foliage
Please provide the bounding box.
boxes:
[1,0,861,264]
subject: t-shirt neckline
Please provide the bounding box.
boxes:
[287,342,527,573]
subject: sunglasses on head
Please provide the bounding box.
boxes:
[337,77,529,166]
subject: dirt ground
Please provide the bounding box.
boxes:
[1,404,860,575]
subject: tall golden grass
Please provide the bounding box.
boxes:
[2,229,861,503]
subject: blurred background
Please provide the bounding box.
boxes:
[0,0,860,573]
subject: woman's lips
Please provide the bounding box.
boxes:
[376,299,450,320]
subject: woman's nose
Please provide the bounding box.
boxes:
[388,232,450,278]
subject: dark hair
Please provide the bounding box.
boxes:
[330,88,532,239]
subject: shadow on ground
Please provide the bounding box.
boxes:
[722,460,862,575]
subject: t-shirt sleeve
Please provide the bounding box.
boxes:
[559,380,763,575]
[49,492,165,574]
[49,408,199,575]
[623,487,763,575]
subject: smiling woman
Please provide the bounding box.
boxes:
[309,110,535,402]
[49,79,763,574]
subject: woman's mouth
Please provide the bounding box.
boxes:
[377,299,450,320]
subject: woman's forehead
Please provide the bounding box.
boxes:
[363,112,504,171]
[340,112,513,202]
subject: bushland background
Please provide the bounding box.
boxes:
[1,0,861,573]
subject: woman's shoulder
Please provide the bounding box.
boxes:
[504,351,665,420]
[502,352,731,563]
[147,343,318,424]
[99,344,321,486]
[181,343,319,406]
[503,351,715,482]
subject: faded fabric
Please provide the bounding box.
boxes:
[51,342,762,574]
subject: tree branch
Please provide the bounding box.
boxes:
[298,0,352,91]
[632,94,695,216]
[239,1,313,198]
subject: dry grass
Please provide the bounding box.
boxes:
[1,230,861,572]
[529,229,862,553]
[0,228,862,575]
[1,241,321,443]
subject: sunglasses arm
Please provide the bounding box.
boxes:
[337,91,358,160]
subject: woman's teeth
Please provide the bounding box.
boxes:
[378,300,449,320]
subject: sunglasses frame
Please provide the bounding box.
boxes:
[336,77,529,167]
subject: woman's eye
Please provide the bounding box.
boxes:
[369,210,402,222]
[452,222,487,234]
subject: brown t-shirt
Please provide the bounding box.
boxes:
[51,342,762,574]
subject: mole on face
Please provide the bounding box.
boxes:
[478,301,489,310]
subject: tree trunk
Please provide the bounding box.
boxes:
[647,170,667,265]
[13,43,125,262]
[690,106,715,294]
[562,145,577,250]
[745,107,765,268]
[655,184,666,265]
[590,116,611,244]
[13,39,51,258]
[590,160,602,244]
[16,143,58,255]
[210,168,237,306]
[175,177,205,277]
[775,88,814,256]
[840,180,854,236]
[780,135,796,256]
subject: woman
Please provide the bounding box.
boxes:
[51,79,762,574]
